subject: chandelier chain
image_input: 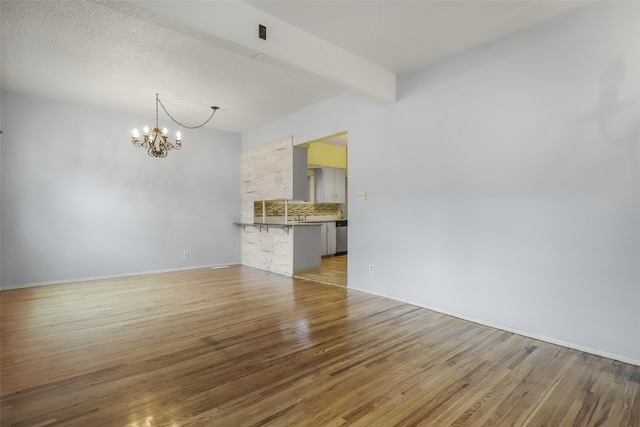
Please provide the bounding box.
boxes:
[157,95,219,130]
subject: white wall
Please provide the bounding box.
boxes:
[0,90,3,282]
[1,91,241,288]
[243,2,640,364]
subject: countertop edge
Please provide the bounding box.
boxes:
[234,222,323,227]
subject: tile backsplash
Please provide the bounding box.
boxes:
[255,201,339,217]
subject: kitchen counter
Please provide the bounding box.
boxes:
[234,221,324,228]
[235,221,322,275]
[289,219,341,224]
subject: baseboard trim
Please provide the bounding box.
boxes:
[1,263,241,290]
[348,285,640,367]
[240,262,293,277]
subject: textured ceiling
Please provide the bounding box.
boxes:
[0,0,345,133]
[1,0,590,133]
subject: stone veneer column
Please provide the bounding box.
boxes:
[240,137,296,275]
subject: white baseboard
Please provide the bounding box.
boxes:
[0,262,241,290]
[348,285,640,367]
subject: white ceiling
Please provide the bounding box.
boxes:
[1,0,590,134]
[247,0,589,74]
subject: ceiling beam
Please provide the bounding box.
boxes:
[127,0,396,104]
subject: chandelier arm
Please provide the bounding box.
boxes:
[157,96,219,130]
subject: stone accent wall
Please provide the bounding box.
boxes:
[240,137,296,274]
[240,225,293,275]
[254,201,339,217]
[240,137,295,223]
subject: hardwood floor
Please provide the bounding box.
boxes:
[1,266,638,426]
[295,254,347,287]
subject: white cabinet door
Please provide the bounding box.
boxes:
[315,167,346,203]
[319,222,336,256]
[320,223,328,256]
[332,168,346,203]
[322,168,336,202]
[326,222,337,255]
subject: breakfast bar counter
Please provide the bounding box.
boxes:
[235,221,322,275]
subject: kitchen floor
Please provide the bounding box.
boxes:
[295,255,347,286]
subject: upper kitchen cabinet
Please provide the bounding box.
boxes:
[315,167,346,203]
[296,135,347,204]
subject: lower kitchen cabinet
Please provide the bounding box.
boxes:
[326,222,336,255]
[320,222,337,256]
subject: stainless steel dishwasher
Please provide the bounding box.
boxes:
[335,220,348,255]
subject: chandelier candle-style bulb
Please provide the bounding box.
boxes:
[130,93,219,158]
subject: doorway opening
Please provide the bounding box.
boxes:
[294,132,348,286]
[296,255,347,287]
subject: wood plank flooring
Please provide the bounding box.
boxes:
[1,265,638,426]
[295,255,347,287]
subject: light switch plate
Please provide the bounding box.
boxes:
[356,192,367,200]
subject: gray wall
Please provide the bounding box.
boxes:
[1,91,241,288]
[243,2,640,363]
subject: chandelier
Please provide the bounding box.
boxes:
[131,93,219,158]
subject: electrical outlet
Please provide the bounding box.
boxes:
[183,250,189,258]
[357,192,367,201]
[369,264,374,273]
